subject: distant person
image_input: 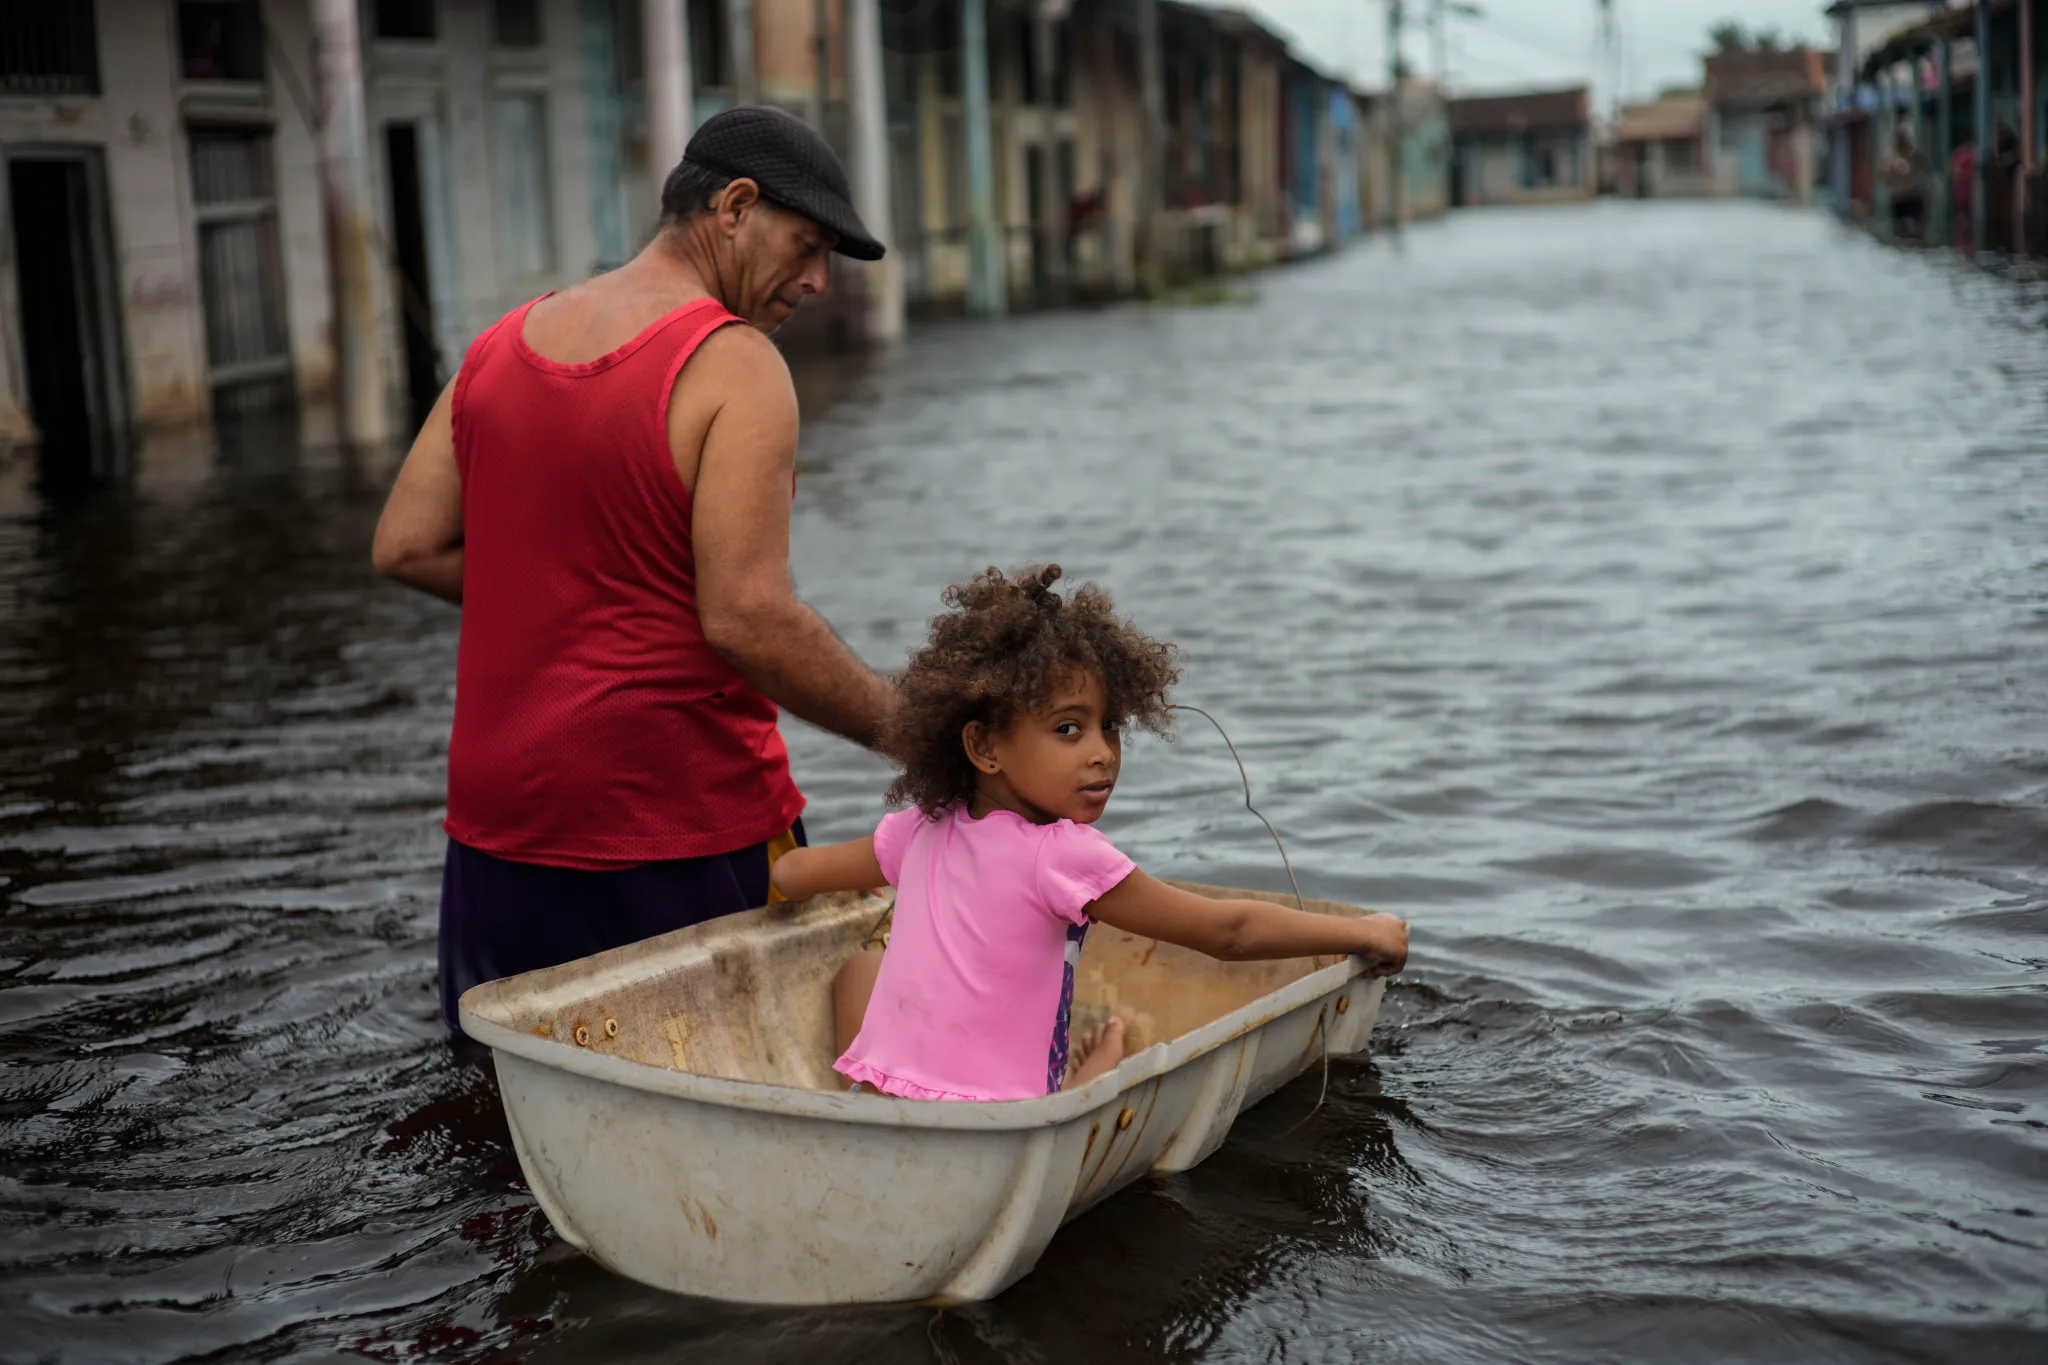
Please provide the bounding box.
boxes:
[371,108,896,1036]
[1882,130,1927,242]
[769,565,1410,1100]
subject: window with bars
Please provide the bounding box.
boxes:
[178,1,264,82]
[189,129,293,390]
[1,2,100,97]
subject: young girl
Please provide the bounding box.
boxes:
[769,565,1409,1101]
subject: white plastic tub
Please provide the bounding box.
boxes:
[459,881,1386,1306]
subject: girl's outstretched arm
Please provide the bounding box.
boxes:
[769,837,886,901]
[1088,870,1407,974]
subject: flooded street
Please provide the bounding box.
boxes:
[3,201,2045,1362]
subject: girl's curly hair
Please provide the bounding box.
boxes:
[883,565,1181,815]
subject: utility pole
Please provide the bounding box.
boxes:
[1430,0,1447,86]
[1597,0,1620,117]
[1387,0,1404,231]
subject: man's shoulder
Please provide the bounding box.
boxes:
[667,317,795,439]
[689,319,792,393]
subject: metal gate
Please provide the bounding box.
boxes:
[189,128,294,412]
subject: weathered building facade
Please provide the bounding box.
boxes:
[1,0,1429,477]
[1704,44,1828,201]
[1614,92,1713,199]
[1449,87,1595,207]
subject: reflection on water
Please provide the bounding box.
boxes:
[2,203,2046,1363]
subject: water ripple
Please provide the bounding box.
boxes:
[1,203,2044,1362]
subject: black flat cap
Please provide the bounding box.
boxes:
[683,106,885,261]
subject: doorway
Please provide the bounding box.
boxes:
[7,151,129,488]
[383,123,440,429]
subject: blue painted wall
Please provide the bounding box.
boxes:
[1330,88,1360,237]
[1287,72,1321,216]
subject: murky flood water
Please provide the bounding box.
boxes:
[3,202,2045,1363]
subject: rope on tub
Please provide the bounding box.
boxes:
[1168,703,1332,1138]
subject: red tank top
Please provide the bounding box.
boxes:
[444,295,804,868]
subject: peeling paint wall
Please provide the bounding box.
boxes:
[0,0,214,436]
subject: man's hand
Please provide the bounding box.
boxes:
[683,327,895,748]
[372,376,464,604]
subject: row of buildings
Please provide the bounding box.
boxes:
[1610,46,1831,202]
[1824,0,2044,256]
[1595,0,2046,256]
[1440,43,1837,210]
[0,0,1457,480]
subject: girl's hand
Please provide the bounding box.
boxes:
[1351,912,1408,977]
[769,836,886,901]
[1090,870,1411,968]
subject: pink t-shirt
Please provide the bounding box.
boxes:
[835,805,1137,1101]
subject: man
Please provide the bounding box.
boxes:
[371,107,896,1034]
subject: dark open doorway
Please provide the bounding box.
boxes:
[8,151,128,490]
[383,123,440,430]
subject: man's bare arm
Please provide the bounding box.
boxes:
[371,377,464,604]
[687,330,895,748]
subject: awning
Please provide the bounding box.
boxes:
[1860,0,2014,79]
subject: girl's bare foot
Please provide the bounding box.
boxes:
[1064,1017,1126,1089]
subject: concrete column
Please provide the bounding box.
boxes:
[961,0,1006,316]
[1936,40,1953,241]
[1090,12,1132,292]
[310,0,391,450]
[0,316,29,447]
[1031,2,1068,303]
[1975,0,1991,252]
[727,0,757,104]
[2023,0,2038,166]
[1793,110,1813,205]
[1387,7,1404,227]
[2024,0,2039,253]
[645,0,696,212]
[845,0,902,340]
[1135,0,1166,288]
[1832,9,1855,216]
[1705,104,1720,192]
[1912,46,1929,181]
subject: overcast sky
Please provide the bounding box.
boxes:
[1236,0,1835,107]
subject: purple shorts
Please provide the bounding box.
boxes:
[437,823,804,1037]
